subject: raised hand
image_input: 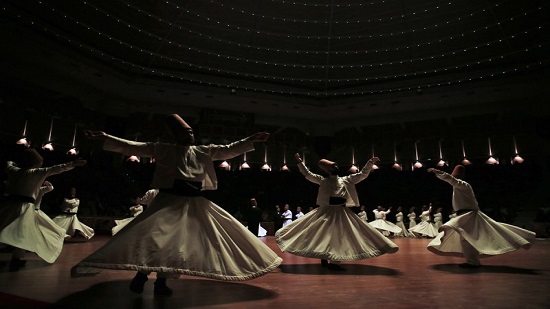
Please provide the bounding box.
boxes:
[295,153,303,163]
[248,132,270,143]
[83,130,107,139]
[427,168,443,174]
[369,157,380,163]
[73,159,87,167]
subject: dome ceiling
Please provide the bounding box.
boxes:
[0,0,549,144]
[0,0,549,163]
[1,0,547,100]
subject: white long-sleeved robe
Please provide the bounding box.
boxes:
[395,211,414,237]
[111,189,159,236]
[369,209,402,235]
[409,207,438,237]
[276,161,398,261]
[0,161,77,263]
[73,135,282,280]
[52,197,95,240]
[428,172,536,258]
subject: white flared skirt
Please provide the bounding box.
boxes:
[369,219,403,234]
[258,224,267,237]
[409,221,438,238]
[245,224,267,237]
[72,193,282,281]
[0,201,65,263]
[275,206,398,261]
[53,215,95,240]
[111,217,135,236]
[395,221,415,237]
[282,219,292,227]
[428,210,536,257]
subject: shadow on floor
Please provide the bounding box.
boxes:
[430,263,541,275]
[0,259,50,273]
[54,279,278,309]
[278,263,402,276]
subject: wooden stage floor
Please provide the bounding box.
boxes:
[0,236,549,309]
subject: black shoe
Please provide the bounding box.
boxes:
[458,263,480,269]
[327,264,346,271]
[321,259,329,268]
[129,272,148,294]
[9,257,26,272]
[154,278,173,297]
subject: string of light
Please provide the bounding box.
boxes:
[1,3,545,97]
[201,0,455,24]
[4,6,545,96]
[18,2,545,81]
[268,0,399,8]
[120,0,504,41]
[88,0,539,56]
[43,10,544,83]
[71,1,542,69]
[148,0,509,39]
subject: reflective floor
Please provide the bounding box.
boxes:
[0,235,548,309]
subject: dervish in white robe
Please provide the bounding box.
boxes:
[276,155,398,270]
[427,166,536,267]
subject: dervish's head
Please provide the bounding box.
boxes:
[451,165,465,179]
[68,187,77,198]
[318,159,339,175]
[165,114,195,145]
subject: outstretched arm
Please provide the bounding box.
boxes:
[347,157,380,184]
[83,130,108,140]
[84,130,154,157]
[209,132,269,161]
[428,168,470,188]
[247,132,270,143]
[427,168,445,176]
[295,153,323,184]
[37,159,86,178]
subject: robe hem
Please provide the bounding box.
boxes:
[71,257,283,281]
[275,246,398,261]
[428,226,533,256]
[276,234,398,261]
[0,239,62,264]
